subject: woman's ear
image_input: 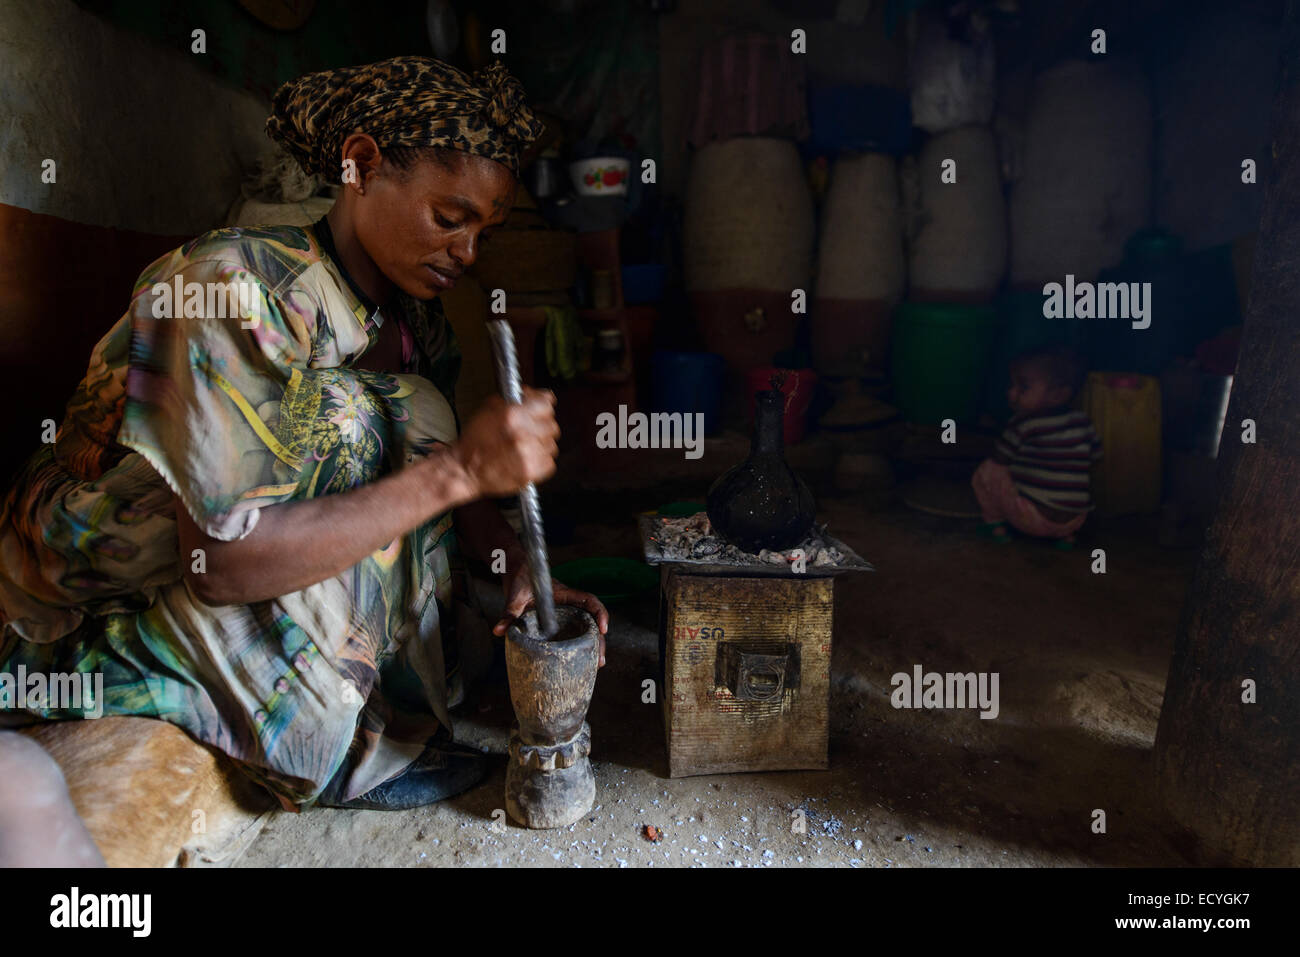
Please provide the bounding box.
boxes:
[338,133,384,195]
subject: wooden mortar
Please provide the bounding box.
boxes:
[504,605,600,829]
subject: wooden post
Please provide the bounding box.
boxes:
[1152,3,1300,866]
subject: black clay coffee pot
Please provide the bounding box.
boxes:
[706,385,815,553]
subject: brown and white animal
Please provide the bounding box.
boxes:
[2,718,274,867]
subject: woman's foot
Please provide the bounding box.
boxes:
[1052,534,1076,551]
[977,521,1011,544]
[318,741,492,811]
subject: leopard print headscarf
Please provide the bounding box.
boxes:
[266,56,544,183]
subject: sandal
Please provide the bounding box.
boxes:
[977,522,1011,544]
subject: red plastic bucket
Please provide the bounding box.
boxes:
[746,367,818,445]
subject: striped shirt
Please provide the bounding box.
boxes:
[996,409,1102,514]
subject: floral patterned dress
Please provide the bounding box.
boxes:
[0,221,466,807]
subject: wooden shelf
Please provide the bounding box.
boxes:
[583,363,634,385]
[578,306,625,322]
[571,226,639,396]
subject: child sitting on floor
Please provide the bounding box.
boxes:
[972,348,1102,549]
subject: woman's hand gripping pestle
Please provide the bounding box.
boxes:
[485,319,560,639]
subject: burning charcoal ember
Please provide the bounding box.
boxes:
[691,537,722,558]
[644,515,870,572]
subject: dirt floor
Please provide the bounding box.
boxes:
[238,444,1201,868]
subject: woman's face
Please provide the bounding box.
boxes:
[354,148,516,300]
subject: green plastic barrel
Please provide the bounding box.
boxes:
[890,301,1001,425]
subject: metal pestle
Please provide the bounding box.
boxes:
[486,319,559,640]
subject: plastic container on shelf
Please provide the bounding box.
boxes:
[690,289,803,419]
[620,263,666,304]
[905,126,1006,301]
[569,157,631,196]
[688,32,809,145]
[745,367,818,446]
[1078,371,1163,516]
[812,152,904,377]
[908,8,996,135]
[890,301,1000,425]
[684,137,814,294]
[1088,229,1242,378]
[1161,365,1234,459]
[1008,59,1152,285]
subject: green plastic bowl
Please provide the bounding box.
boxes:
[655,501,705,517]
[552,557,659,604]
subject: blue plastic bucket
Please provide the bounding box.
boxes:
[652,351,726,436]
[621,263,666,304]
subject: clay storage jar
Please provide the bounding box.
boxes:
[688,32,810,144]
[905,125,1007,302]
[1008,59,1152,286]
[811,152,905,377]
[908,7,996,136]
[685,137,815,396]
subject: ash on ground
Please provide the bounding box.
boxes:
[648,512,854,569]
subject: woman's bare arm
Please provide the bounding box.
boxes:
[177,446,475,605]
[177,389,558,606]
